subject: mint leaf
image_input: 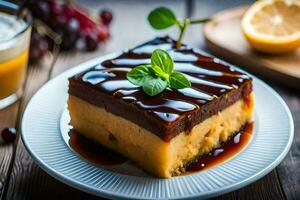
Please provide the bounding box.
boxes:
[148,7,210,48]
[152,65,170,81]
[126,49,191,96]
[126,65,153,86]
[148,7,176,30]
[142,77,167,96]
[169,72,191,89]
[151,49,173,74]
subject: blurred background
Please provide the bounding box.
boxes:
[0,0,299,200]
[26,0,255,63]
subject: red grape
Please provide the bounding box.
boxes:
[23,0,113,63]
[1,128,17,144]
[100,10,113,25]
[49,0,64,16]
[62,4,74,20]
[67,18,80,33]
[84,31,99,51]
[29,1,50,20]
[55,13,67,27]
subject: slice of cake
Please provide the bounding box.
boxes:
[68,37,254,178]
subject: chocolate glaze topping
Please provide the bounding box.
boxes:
[69,37,252,142]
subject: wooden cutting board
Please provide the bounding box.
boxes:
[204,6,300,91]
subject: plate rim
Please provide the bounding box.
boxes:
[21,52,294,200]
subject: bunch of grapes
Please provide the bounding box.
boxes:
[23,0,113,63]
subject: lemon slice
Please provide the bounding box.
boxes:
[242,0,300,54]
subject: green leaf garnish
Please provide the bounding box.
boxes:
[127,49,191,96]
[169,72,191,89]
[151,49,174,74]
[148,7,176,30]
[126,65,153,86]
[152,65,169,81]
[142,76,168,96]
[147,7,210,48]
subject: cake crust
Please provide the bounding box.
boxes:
[68,93,254,178]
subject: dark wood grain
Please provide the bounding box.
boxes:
[275,86,300,200]
[0,103,18,198]
[211,171,284,200]
[1,0,298,200]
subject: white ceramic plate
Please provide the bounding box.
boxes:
[21,53,294,200]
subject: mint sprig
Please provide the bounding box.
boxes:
[148,7,210,48]
[148,7,176,30]
[127,49,191,96]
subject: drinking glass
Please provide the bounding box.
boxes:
[0,0,31,109]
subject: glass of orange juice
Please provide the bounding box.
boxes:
[0,1,31,109]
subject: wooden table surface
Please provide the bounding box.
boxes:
[0,0,299,199]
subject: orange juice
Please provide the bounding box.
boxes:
[0,50,29,99]
[0,11,31,107]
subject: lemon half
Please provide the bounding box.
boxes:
[242,0,300,54]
